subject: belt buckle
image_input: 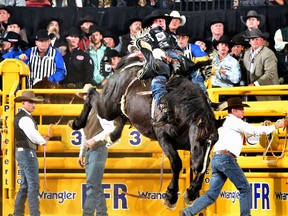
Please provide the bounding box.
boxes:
[17,147,24,152]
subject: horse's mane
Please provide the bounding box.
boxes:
[166,76,215,141]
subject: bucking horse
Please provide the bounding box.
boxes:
[72,55,219,209]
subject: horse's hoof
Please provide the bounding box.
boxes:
[183,191,194,207]
[163,198,177,210]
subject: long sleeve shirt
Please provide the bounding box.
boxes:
[19,46,66,87]
[89,44,107,85]
[213,114,276,157]
[19,108,46,145]
[212,54,241,87]
[79,114,114,157]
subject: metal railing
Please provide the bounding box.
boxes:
[173,0,234,11]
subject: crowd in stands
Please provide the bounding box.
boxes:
[0,4,287,102]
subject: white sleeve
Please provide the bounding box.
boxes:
[79,129,86,157]
[19,116,46,145]
[274,29,288,51]
[92,115,114,143]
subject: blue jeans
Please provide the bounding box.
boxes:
[183,154,251,216]
[188,70,207,93]
[14,148,40,216]
[151,75,167,108]
[83,145,108,216]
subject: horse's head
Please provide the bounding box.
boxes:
[190,121,218,175]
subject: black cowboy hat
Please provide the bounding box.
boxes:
[240,10,265,27]
[231,34,249,47]
[88,24,102,35]
[3,17,24,29]
[3,31,29,50]
[189,36,210,46]
[14,91,44,103]
[208,19,225,28]
[64,26,80,38]
[35,29,52,41]
[176,26,191,36]
[78,14,97,27]
[0,5,13,15]
[142,10,172,28]
[212,35,233,49]
[243,28,269,40]
[125,17,142,30]
[102,30,120,47]
[106,48,122,61]
[223,97,250,110]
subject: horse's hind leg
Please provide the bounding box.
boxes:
[158,135,182,209]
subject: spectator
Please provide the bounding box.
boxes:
[18,29,66,88]
[2,31,28,59]
[26,0,51,7]
[189,37,211,54]
[206,19,225,54]
[102,30,121,52]
[60,27,94,88]
[51,0,83,7]
[71,84,114,216]
[0,0,25,6]
[0,5,12,38]
[167,10,186,34]
[3,16,28,43]
[230,34,249,86]
[13,90,50,216]
[274,24,288,84]
[88,25,108,88]
[233,0,284,8]
[180,97,286,216]
[106,49,122,70]
[44,18,64,49]
[176,26,209,92]
[243,28,280,101]
[77,14,96,52]
[237,10,267,45]
[98,0,111,7]
[211,35,241,88]
[120,17,142,56]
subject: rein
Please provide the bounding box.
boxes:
[44,95,75,190]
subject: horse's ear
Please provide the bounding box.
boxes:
[215,118,225,128]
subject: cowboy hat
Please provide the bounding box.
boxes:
[3,31,29,48]
[240,10,265,27]
[35,29,52,41]
[88,24,102,35]
[3,17,24,30]
[106,48,122,61]
[77,14,97,27]
[175,26,190,36]
[167,10,186,26]
[243,28,269,40]
[212,35,233,50]
[223,97,250,110]
[102,30,120,47]
[14,91,44,103]
[142,10,172,28]
[64,26,80,38]
[75,84,95,98]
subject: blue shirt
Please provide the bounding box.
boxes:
[212,53,241,87]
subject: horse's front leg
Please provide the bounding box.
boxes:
[158,136,182,210]
[108,115,127,143]
[184,172,206,206]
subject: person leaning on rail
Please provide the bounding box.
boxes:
[69,84,115,216]
[13,90,50,216]
[179,97,286,216]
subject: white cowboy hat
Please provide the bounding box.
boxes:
[167,10,186,26]
[75,84,95,98]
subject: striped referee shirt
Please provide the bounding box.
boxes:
[22,46,66,88]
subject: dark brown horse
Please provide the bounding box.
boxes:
[72,57,219,209]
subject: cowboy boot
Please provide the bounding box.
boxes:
[153,100,174,127]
